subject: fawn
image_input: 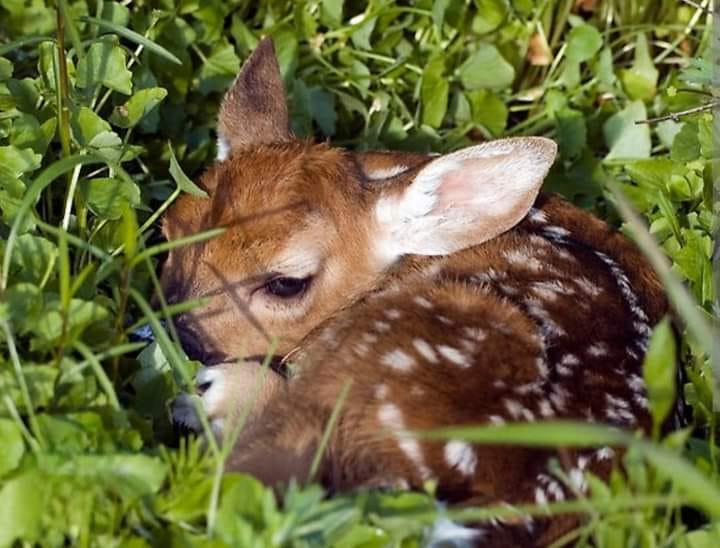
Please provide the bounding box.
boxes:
[161,39,667,545]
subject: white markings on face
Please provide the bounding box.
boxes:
[196,366,224,417]
[271,238,323,280]
[413,338,439,363]
[436,345,468,367]
[378,403,432,479]
[385,308,403,320]
[413,296,434,309]
[381,349,416,372]
[216,135,230,161]
[444,440,477,477]
[587,342,609,357]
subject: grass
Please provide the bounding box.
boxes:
[0,0,717,545]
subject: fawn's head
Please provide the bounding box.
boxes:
[160,38,557,363]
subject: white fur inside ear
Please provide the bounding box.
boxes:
[217,135,230,161]
[374,137,557,262]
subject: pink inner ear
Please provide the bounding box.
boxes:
[436,156,505,210]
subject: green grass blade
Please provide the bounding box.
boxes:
[79,16,182,65]
[0,153,106,293]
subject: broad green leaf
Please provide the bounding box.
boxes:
[458,44,515,90]
[0,418,24,477]
[471,0,508,34]
[10,114,55,155]
[76,39,133,95]
[71,106,112,146]
[79,177,142,220]
[0,145,41,177]
[198,41,240,95]
[321,0,345,28]
[467,89,507,136]
[168,145,208,198]
[100,1,130,27]
[0,57,13,81]
[32,298,111,349]
[604,100,651,160]
[0,471,46,546]
[643,317,677,433]
[671,121,701,162]
[10,234,56,284]
[566,24,603,63]
[421,56,449,128]
[620,34,659,101]
[555,107,587,160]
[110,87,168,128]
[310,87,337,136]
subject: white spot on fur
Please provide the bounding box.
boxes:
[374,384,389,399]
[575,276,602,297]
[542,225,571,240]
[374,320,391,332]
[504,249,543,271]
[527,207,548,223]
[535,487,548,505]
[437,345,468,367]
[413,338,438,363]
[363,332,379,344]
[385,308,403,320]
[595,447,615,461]
[561,354,580,366]
[381,349,416,372]
[462,327,487,341]
[444,441,477,477]
[538,400,554,418]
[437,315,454,326]
[587,342,609,357]
[414,296,434,309]
[488,415,506,425]
[378,403,432,479]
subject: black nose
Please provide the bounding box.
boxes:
[173,321,226,365]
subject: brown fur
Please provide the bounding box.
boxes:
[161,38,668,546]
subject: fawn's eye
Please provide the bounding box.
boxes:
[264,276,311,299]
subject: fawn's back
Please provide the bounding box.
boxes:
[162,39,668,546]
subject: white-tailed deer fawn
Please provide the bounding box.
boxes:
[162,39,667,545]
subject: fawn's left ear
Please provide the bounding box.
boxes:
[217,38,292,159]
[374,137,557,260]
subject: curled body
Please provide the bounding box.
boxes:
[161,39,667,546]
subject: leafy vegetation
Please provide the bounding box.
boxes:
[0,0,717,545]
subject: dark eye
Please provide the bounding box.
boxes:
[264,276,311,298]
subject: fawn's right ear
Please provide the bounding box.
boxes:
[217,38,292,159]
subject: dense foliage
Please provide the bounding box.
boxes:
[0,0,717,545]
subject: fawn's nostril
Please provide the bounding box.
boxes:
[197,380,212,394]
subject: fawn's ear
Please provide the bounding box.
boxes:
[217,38,292,159]
[374,137,557,260]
